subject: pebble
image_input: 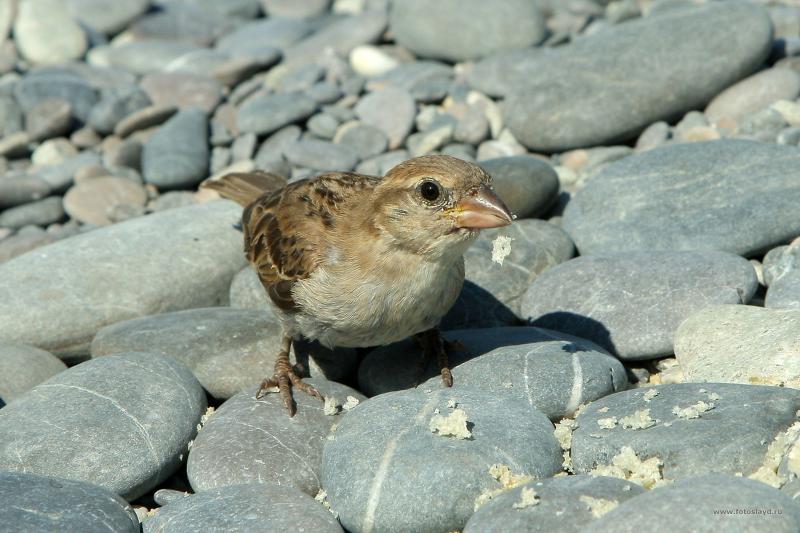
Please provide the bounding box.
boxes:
[0,342,66,403]
[334,122,388,160]
[284,139,359,171]
[0,352,206,499]
[562,140,800,257]
[114,104,178,138]
[322,387,562,533]
[128,4,232,47]
[0,175,51,209]
[64,0,149,35]
[349,44,401,78]
[522,250,758,360]
[354,87,416,149]
[35,150,101,192]
[307,112,340,139]
[88,85,151,135]
[0,201,245,360]
[283,11,387,66]
[261,0,331,18]
[142,108,209,189]
[14,0,88,65]
[31,138,78,166]
[464,475,644,533]
[390,0,546,62]
[26,99,73,141]
[705,68,800,124]
[480,156,560,219]
[0,196,64,229]
[14,69,99,124]
[63,176,147,225]
[675,305,800,387]
[0,472,139,533]
[187,380,364,495]
[88,41,202,76]
[140,72,223,114]
[142,483,343,533]
[571,383,800,482]
[0,94,23,137]
[237,91,318,136]
[215,17,310,57]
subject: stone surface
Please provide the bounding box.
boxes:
[0,176,51,209]
[187,380,365,495]
[15,0,88,65]
[140,72,223,114]
[391,0,545,62]
[284,139,358,171]
[88,41,202,76]
[64,0,149,34]
[482,2,773,151]
[0,196,64,229]
[562,140,800,257]
[523,251,757,360]
[0,352,206,499]
[216,17,310,57]
[705,68,800,124]
[354,87,415,150]
[284,11,387,66]
[480,156,560,219]
[26,99,73,141]
[114,104,178,138]
[335,122,388,160]
[63,176,148,225]
[0,472,139,533]
[764,243,800,309]
[571,383,800,481]
[675,305,800,387]
[88,85,151,135]
[322,387,562,533]
[0,201,245,359]
[142,108,209,189]
[14,69,98,124]
[143,482,343,533]
[237,91,317,136]
[465,475,645,533]
[0,342,66,403]
[584,475,800,532]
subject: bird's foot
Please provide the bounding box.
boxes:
[413,327,456,388]
[255,336,323,417]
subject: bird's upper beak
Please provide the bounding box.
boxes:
[450,185,513,229]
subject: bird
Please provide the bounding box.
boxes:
[202,155,513,416]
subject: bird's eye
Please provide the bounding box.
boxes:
[418,179,442,202]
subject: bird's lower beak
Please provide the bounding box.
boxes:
[451,186,513,229]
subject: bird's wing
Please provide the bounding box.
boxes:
[243,172,381,311]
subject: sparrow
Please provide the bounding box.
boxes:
[203,155,513,416]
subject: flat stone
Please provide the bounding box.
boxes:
[705,68,800,124]
[0,342,66,403]
[14,0,87,65]
[63,176,147,225]
[355,87,416,149]
[359,326,612,398]
[215,18,311,57]
[237,92,318,136]
[571,383,800,482]
[128,4,233,47]
[34,151,101,192]
[26,99,73,141]
[0,228,53,264]
[482,2,772,151]
[465,475,645,533]
[562,140,800,256]
[0,201,246,359]
[0,176,51,209]
[142,108,209,189]
[88,41,202,76]
[140,72,222,114]
[187,380,365,495]
[88,85,151,135]
[0,352,206,499]
[675,305,800,387]
[142,483,343,533]
[0,196,64,229]
[764,243,800,309]
[284,11,387,66]
[0,131,31,157]
[334,122,389,160]
[0,93,23,137]
[284,139,359,171]
[323,386,561,532]
[64,0,149,34]
[480,156,560,219]
[260,0,330,18]
[584,475,800,532]
[0,472,139,533]
[114,104,177,138]
[522,251,758,360]
[32,138,78,167]
[14,69,99,123]
[391,0,545,62]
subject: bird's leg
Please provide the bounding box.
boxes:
[413,327,454,388]
[255,335,323,417]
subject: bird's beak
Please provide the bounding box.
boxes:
[450,186,513,229]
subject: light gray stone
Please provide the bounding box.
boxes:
[0,342,66,403]
[705,68,800,124]
[355,87,415,149]
[0,196,64,229]
[142,108,209,189]
[237,91,317,136]
[14,0,88,65]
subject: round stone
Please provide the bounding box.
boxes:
[705,67,800,124]
[63,176,148,225]
[354,87,415,150]
[236,92,318,136]
[284,139,359,171]
[14,0,87,65]
[64,0,149,34]
[480,156,560,219]
[88,85,151,135]
[0,342,66,403]
[140,72,223,114]
[142,108,209,189]
[0,196,64,230]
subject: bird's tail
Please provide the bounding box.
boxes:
[201,171,286,207]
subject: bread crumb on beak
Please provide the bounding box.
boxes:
[429,407,472,439]
[491,235,513,266]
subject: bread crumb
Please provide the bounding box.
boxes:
[474,464,534,510]
[672,401,714,419]
[597,417,618,429]
[620,409,656,430]
[324,396,341,416]
[748,421,800,488]
[429,408,472,439]
[622,485,631,491]
[590,446,665,489]
[343,396,360,411]
[315,489,338,518]
[579,495,619,518]
[643,389,658,402]
[512,487,539,509]
[447,398,458,409]
[554,418,576,472]
[491,235,513,266]
[706,392,721,402]
[196,406,216,432]
[597,406,610,413]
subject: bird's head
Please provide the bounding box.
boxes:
[371,155,513,260]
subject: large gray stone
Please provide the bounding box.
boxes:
[0,472,139,533]
[562,140,800,257]
[522,251,758,360]
[187,380,365,496]
[142,108,209,189]
[237,91,317,136]
[322,387,562,533]
[480,156,560,219]
[479,2,773,151]
[0,342,66,404]
[143,483,343,533]
[0,201,246,360]
[0,352,206,500]
[705,67,800,124]
[390,0,545,62]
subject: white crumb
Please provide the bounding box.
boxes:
[643,389,659,402]
[512,487,539,509]
[748,421,800,488]
[620,409,656,430]
[597,406,610,413]
[323,396,341,416]
[491,235,513,266]
[672,401,714,419]
[196,406,216,432]
[554,418,576,472]
[579,495,619,518]
[597,417,618,429]
[342,396,360,411]
[706,392,721,402]
[474,464,534,510]
[447,398,458,409]
[315,490,338,518]
[590,446,665,489]
[429,408,472,439]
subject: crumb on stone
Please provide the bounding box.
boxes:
[447,398,458,409]
[324,396,341,416]
[315,489,339,518]
[590,446,665,489]
[597,406,610,413]
[429,408,472,439]
[554,418,576,473]
[643,389,659,402]
[474,464,534,510]
[512,487,540,509]
[706,392,721,402]
[579,495,619,518]
[491,235,513,266]
[672,401,714,420]
[343,396,360,411]
[196,406,216,432]
[597,417,618,429]
[748,421,800,488]
[620,409,656,430]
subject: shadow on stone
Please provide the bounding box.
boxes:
[530,311,615,356]
[441,280,522,330]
